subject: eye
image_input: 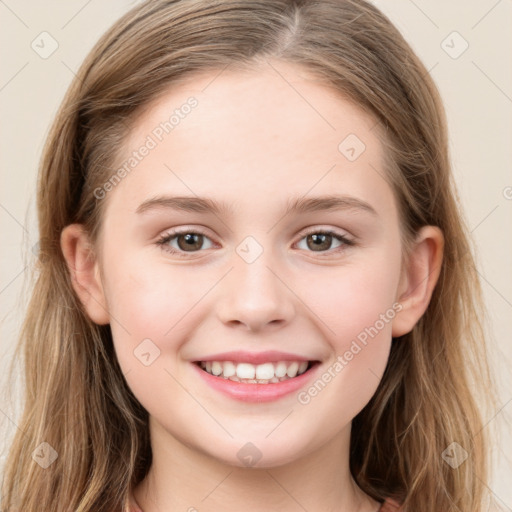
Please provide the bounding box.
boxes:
[156,228,214,257]
[295,228,354,254]
[156,227,355,258]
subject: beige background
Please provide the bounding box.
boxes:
[1,0,511,507]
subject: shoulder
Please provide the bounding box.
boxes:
[379,498,403,511]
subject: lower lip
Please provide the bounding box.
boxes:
[191,362,320,403]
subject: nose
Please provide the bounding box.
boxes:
[216,252,296,332]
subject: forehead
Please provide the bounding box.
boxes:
[104,60,394,220]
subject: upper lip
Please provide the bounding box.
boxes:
[193,350,318,365]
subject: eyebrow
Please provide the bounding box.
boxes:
[135,194,378,217]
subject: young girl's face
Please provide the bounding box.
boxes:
[85,60,414,467]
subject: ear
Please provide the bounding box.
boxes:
[60,224,110,325]
[392,225,444,337]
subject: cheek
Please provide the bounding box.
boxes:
[101,253,199,369]
[306,250,401,345]
[299,249,401,406]
[103,256,206,417]
[102,250,249,395]
[294,266,399,427]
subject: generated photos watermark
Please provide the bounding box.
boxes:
[93,96,198,200]
[297,302,403,405]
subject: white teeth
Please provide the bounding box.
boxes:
[198,360,312,383]
[286,362,299,378]
[255,363,275,380]
[275,361,288,378]
[211,361,223,376]
[236,363,256,380]
[223,361,236,377]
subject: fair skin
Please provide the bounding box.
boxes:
[61,60,443,512]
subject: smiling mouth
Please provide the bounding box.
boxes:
[194,360,319,384]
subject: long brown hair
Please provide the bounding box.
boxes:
[1,1,498,510]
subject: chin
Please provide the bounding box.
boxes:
[204,436,311,469]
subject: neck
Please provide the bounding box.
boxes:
[133,417,380,512]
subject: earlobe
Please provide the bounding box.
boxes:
[60,224,110,325]
[392,226,444,337]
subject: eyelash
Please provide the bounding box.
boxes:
[155,227,355,258]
